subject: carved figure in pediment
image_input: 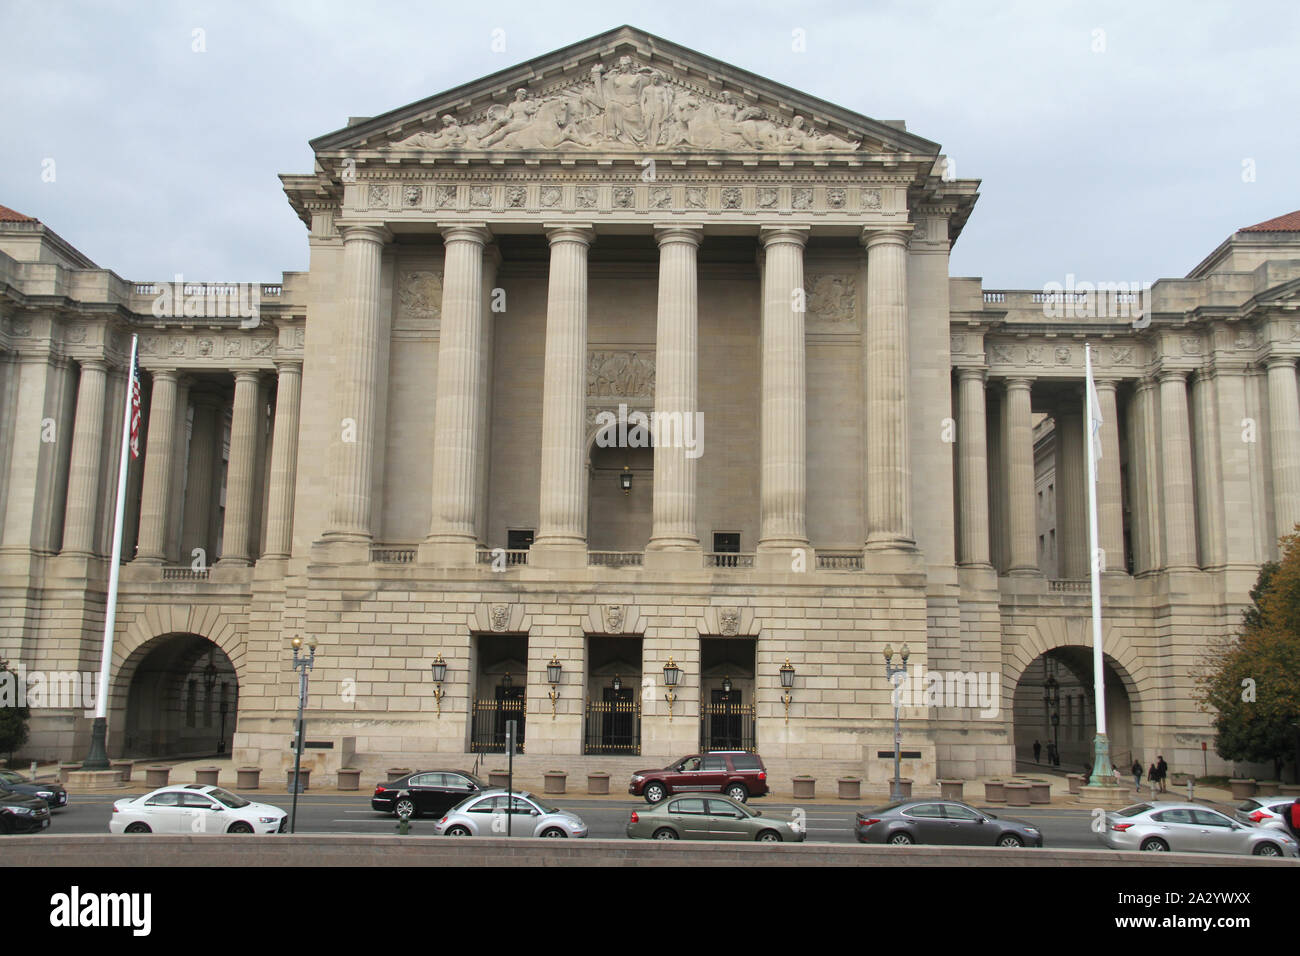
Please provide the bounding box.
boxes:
[393,114,467,150]
[781,115,860,152]
[641,72,674,147]
[595,56,655,145]
[476,89,540,147]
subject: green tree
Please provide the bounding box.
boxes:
[1197,534,1300,781]
[0,658,30,760]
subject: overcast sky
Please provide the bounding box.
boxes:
[3,0,1296,289]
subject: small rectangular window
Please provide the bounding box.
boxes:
[507,529,534,550]
[713,532,740,553]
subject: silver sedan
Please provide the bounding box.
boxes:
[431,789,588,838]
[1100,802,1299,857]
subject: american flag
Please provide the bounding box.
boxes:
[128,342,141,459]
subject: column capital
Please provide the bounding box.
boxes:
[1157,366,1189,384]
[337,222,393,245]
[1265,353,1297,370]
[955,366,987,383]
[233,368,262,385]
[1134,376,1159,394]
[274,359,303,375]
[1003,376,1034,392]
[653,223,704,247]
[1092,376,1120,392]
[149,366,180,382]
[78,358,109,374]
[758,224,810,248]
[437,222,492,245]
[543,223,595,245]
[860,224,914,249]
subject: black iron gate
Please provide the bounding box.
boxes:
[700,696,756,752]
[583,693,641,755]
[470,697,526,753]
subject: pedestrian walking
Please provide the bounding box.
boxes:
[1148,761,1159,795]
[1033,739,1041,763]
[1131,759,1142,792]
[1156,755,1168,793]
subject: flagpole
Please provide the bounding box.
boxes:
[83,333,138,770]
[1085,343,1113,786]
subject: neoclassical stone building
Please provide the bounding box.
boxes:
[3,26,1298,784]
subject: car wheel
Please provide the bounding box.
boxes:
[756,829,782,843]
[997,833,1024,848]
[124,822,152,834]
[1139,838,1168,852]
[445,825,471,836]
[888,832,914,846]
[227,821,254,834]
[725,784,748,803]
[653,827,679,840]
[394,797,417,819]
[1253,842,1282,857]
[540,827,567,838]
[644,782,666,804]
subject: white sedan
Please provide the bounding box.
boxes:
[111,784,287,835]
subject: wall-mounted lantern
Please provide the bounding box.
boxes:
[430,654,447,715]
[663,657,681,720]
[547,655,563,718]
[779,658,796,722]
[621,465,632,495]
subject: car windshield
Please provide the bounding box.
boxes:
[464,774,487,790]
[0,770,26,784]
[522,794,558,814]
[208,788,251,809]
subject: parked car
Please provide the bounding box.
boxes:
[627,794,803,842]
[629,751,769,804]
[431,789,587,838]
[1101,802,1298,857]
[855,800,1043,847]
[0,770,68,810]
[372,770,487,818]
[0,789,51,834]
[1233,795,1300,830]
[110,784,287,834]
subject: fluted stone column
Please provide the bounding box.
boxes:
[133,368,179,563]
[862,226,914,551]
[1128,378,1161,573]
[1093,379,1125,573]
[474,247,501,546]
[533,224,594,566]
[1056,400,1088,579]
[1002,378,1037,573]
[217,370,261,565]
[263,361,302,559]
[423,224,492,566]
[757,225,810,561]
[1266,355,1300,545]
[1191,370,1227,569]
[1159,369,1198,569]
[321,223,391,556]
[646,224,703,565]
[60,360,109,556]
[956,367,991,568]
[181,392,220,564]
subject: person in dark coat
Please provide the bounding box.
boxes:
[1156,756,1169,793]
[1131,759,1143,792]
[1033,740,1041,763]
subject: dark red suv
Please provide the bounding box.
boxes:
[629,752,769,804]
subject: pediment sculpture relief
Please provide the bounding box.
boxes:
[384,56,863,153]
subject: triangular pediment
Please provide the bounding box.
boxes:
[310,26,939,160]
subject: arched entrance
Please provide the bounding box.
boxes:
[120,633,238,758]
[1012,647,1133,774]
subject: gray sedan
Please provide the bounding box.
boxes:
[1101,802,1299,857]
[430,789,588,838]
[626,794,804,842]
[855,800,1043,847]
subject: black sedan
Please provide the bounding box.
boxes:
[855,800,1043,847]
[372,770,487,818]
[0,789,51,834]
[0,770,68,809]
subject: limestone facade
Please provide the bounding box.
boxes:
[2,27,1299,784]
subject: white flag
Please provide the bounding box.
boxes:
[1086,345,1103,463]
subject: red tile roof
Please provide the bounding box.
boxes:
[0,204,38,223]
[1240,210,1300,233]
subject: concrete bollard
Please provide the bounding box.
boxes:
[544,771,566,795]
[236,767,261,790]
[387,767,411,783]
[195,767,220,787]
[1066,773,1084,794]
[984,781,1006,803]
[145,766,170,788]
[792,776,816,800]
[287,768,310,793]
[587,772,610,795]
[1028,781,1051,804]
[337,768,361,791]
[1004,783,1031,807]
[1229,778,1257,800]
[58,763,82,784]
[939,779,964,801]
[110,760,134,784]
[837,777,861,800]
[489,769,510,788]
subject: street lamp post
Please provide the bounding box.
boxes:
[883,643,909,802]
[289,635,316,835]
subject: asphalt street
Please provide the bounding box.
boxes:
[41,792,1107,847]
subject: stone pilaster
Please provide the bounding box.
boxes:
[133,368,179,563]
[320,223,391,558]
[423,223,492,566]
[60,359,109,556]
[757,225,810,563]
[217,370,262,565]
[862,226,914,552]
[1002,378,1038,573]
[263,361,302,560]
[1159,369,1198,569]
[1212,362,1260,567]
[1128,379,1161,574]
[474,246,501,546]
[1093,379,1125,573]
[1191,370,1227,569]
[956,367,991,568]
[1266,354,1300,545]
[1056,399,1088,579]
[533,224,594,567]
[646,224,703,566]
